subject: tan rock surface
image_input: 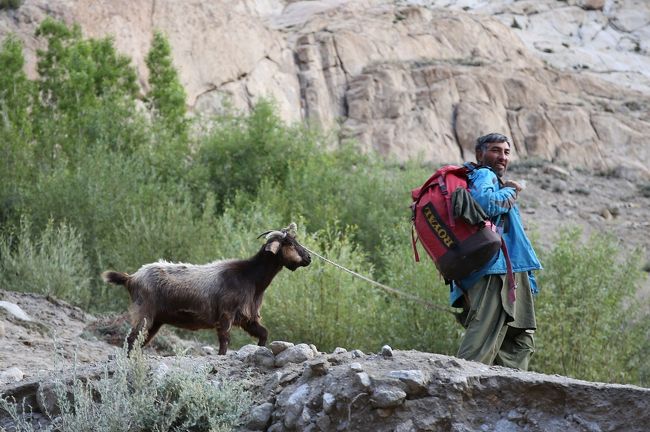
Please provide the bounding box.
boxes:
[2,0,649,176]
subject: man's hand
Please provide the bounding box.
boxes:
[504,180,526,193]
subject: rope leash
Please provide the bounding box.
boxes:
[303,246,455,315]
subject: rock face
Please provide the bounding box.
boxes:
[2,344,649,432]
[1,0,649,176]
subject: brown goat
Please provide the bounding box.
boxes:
[101,223,311,355]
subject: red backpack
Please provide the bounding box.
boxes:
[410,165,503,282]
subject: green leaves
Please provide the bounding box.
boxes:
[533,228,648,384]
[35,18,138,112]
[145,31,188,137]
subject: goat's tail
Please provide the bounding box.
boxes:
[102,271,130,286]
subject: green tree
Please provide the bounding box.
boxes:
[0,35,34,223]
[33,18,141,160]
[0,0,23,10]
[145,31,187,136]
[533,228,649,385]
[35,18,138,112]
[0,35,32,133]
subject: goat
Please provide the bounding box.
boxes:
[101,223,311,355]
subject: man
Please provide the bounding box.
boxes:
[450,132,542,370]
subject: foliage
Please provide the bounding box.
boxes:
[33,18,142,162]
[0,35,32,135]
[0,0,22,9]
[194,99,317,209]
[0,333,251,431]
[0,218,92,308]
[0,35,34,224]
[532,228,649,385]
[145,31,188,137]
[35,18,138,112]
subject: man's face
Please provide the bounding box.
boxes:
[476,141,510,177]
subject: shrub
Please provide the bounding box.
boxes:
[533,227,649,385]
[0,333,252,431]
[146,31,188,137]
[0,218,92,308]
[375,221,462,355]
[194,100,316,209]
[0,0,22,10]
[33,18,141,162]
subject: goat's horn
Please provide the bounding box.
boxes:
[257,230,273,239]
[261,230,286,240]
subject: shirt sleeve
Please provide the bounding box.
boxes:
[469,169,517,217]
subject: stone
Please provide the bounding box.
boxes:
[600,207,613,220]
[395,419,415,432]
[36,382,59,416]
[316,413,332,430]
[153,362,170,380]
[0,301,32,321]
[577,0,605,11]
[235,344,260,361]
[349,362,363,372]
[544,164,571,179]
[381,345,393,357]
[247,402,274,430]
[322,392,336,413]
[356,372,372,388]
[269,340,294,355]
[0,367,24,384]
[284,384,310,429]
[201,345,215,355]
[387,370,429,395]
[252,346,276,368]
[306,358,329,376]
[275,343,315,367]
[370,386,406,408]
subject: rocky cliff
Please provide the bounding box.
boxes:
[1,0,649,177]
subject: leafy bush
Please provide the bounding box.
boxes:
[375,222,462,354]
[0,0,22,10]
[533,228,649,385]
[0,334,251,431]
[146,31,188,137]
[194,100,317,209]
[0,218,92,308]
[32,18,142,164]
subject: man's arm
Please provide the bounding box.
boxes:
[470,169,517,217]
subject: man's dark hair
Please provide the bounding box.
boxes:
[475,133,510,153]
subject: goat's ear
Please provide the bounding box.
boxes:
[265,240,281,255]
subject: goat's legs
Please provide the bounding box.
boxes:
[216,315,233,355]
[241,320,268,347]
[142,321,162,347]
[126,317,157,354]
